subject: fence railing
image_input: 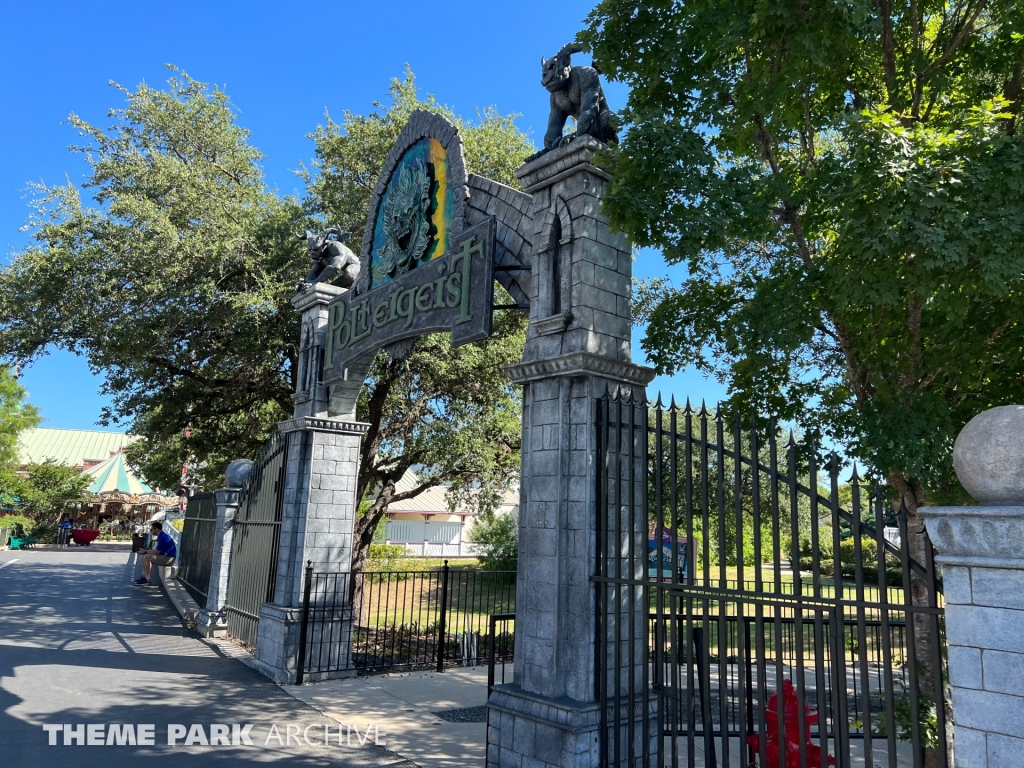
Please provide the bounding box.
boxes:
[225,431,288,647]
[177,492,217,607]
[298,561,517,680]
[487,613,515,692]
[594,392,949,768]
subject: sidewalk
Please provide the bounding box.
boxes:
[0,543,414,767]
[286,666,499,768]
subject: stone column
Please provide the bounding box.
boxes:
[921,405,1024,768]
[195,487,240,637]
[486,138,657,768]
[250,283,368,684]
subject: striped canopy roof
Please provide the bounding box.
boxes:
[84,452,154,496]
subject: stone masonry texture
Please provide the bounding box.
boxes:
[923,501,1024,768]
[484,138,657,768]
[250,287,370,685]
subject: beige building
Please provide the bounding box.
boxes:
[384,470,518,558]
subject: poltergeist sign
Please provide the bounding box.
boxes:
[322,216,496,380]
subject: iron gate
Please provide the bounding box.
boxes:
[224,431,288,647]
[296,562,517,680]
[177,492,217,606]
[595,393,948,768]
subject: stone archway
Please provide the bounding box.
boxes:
[253,116,655,768]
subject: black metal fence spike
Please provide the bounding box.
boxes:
[898,496,910,518]
[295,387,950,768]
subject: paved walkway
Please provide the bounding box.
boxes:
[0,543,415,767]
[287,667,497,768]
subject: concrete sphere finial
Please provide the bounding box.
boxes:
[225,459,254,489]
[953,405,1024,505]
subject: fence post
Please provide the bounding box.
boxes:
[436,560,450,672]
[197,488,241,637]
[488,614,498,692]
[919,405,1024,768]
[295,561,313,685]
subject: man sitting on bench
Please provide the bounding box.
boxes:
[134,521,177,585]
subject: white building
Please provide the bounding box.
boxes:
[384,470,519,558]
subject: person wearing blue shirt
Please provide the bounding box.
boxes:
[134,521,177,585]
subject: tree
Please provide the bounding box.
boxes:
[0,67,532,581]
[582,3,1024,764]
[0,367,40,465]
[469,509,519,571]
[0,67,304,489]
[303,71,532,580]
[16,460,91,526]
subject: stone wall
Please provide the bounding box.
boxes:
[922,405,1024,768]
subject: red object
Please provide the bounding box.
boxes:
[71,529,100,546]
[746,680,835,768]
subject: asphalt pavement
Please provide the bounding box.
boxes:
[0,542,416,768]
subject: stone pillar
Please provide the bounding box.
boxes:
[195,487,240,637]
[250,284,368,684]
[486,138,656,768]
[921,405,1024,768]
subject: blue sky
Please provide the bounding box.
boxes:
[0,0,725,431]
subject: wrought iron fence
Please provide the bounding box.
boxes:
[225,431,288,647]
[297,561,517,681]
[177,492,217,607]
[595,393,949,768]
[487,613,516,692]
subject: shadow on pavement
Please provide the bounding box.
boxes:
[0,544,414,767]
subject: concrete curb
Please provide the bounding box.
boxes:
[152,565,202,626]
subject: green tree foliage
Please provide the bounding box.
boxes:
[468,509,519,571]
[582,2,1024,514]
[18,460,91,524]
[0,368,39,465]
[302,72,532,577]
[581,4,1021,761]
[646,406,816,570]
[0,67,304,487]
[0,460,91,540]
[0,67,532,578]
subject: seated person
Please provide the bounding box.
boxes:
[134,521,177,585]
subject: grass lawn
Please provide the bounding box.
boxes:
[376,557,482,571]
[358,568,515,633]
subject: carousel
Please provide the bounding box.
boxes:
[70,452,175,536]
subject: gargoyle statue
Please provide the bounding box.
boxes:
[541,42,618,152]
[294,226,360,292]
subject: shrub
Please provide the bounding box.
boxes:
[469,511,518,571]
[1,514,34,537]
[798,535,902,586]
[29,522,58,544]
[367,543,410,572]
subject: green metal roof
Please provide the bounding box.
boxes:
[17,428,135,468]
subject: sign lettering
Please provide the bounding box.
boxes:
[322,217,496,382]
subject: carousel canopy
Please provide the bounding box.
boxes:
[84,452,156,497]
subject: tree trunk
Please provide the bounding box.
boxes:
[348,480,397,612]
[889,473,953,768]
